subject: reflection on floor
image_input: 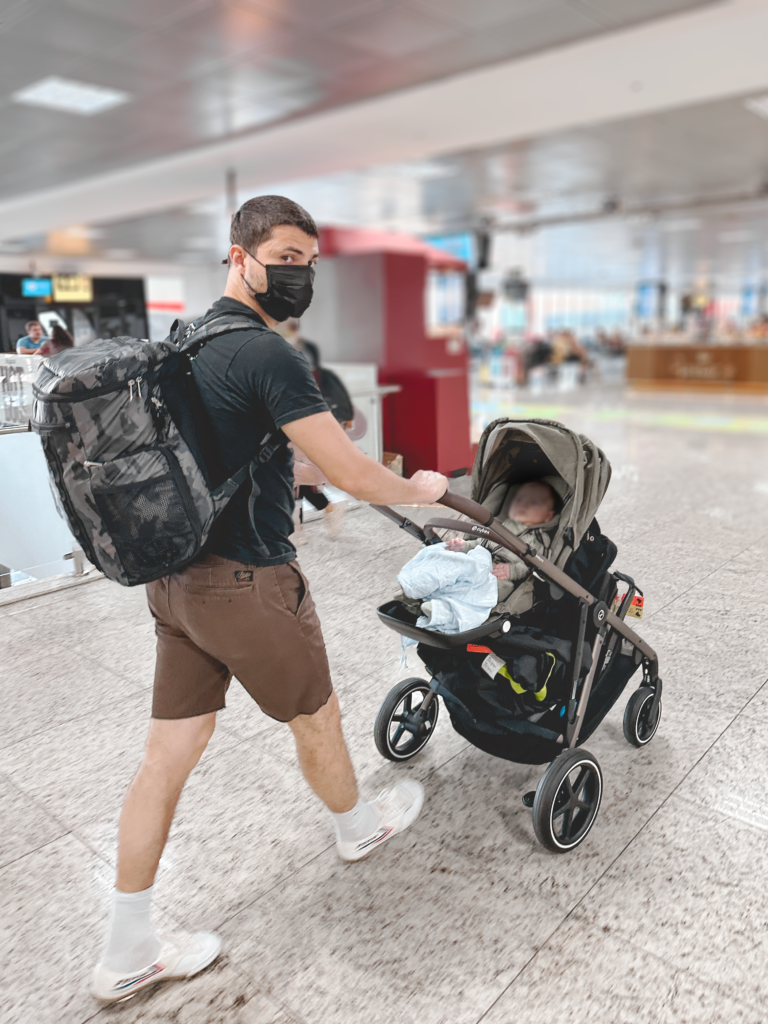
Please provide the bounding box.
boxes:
[2,386,768,1023]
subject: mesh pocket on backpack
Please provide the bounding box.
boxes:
[89,448,200,584]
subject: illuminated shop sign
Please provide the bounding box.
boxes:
[52,274,93,303]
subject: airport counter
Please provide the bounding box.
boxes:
[626,343,768,393]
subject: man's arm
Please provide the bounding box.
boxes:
[16,345,36,355]
[282,411,448,506]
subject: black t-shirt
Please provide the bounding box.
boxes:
[192,297,329,565]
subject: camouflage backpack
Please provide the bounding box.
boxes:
[31,313,283,586]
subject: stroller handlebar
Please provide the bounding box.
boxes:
[437,489,495,526]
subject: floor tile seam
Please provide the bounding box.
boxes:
[656,787,768,839]
[0,765,78,839]
[641,529,768,623]
[552,672,768,914]
[473,906,582,1023]
[0,679,152,753]
[472,910,739,1024]
[225,956,310,1024]
[476,675,768,1022]
[216,843,338,933]
[0,831,75,873]
[568,905,768,1018]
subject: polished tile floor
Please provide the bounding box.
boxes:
[2,385,768,1024]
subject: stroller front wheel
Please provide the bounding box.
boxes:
[374,678,439,762]
[532,749,603,853]
[623,686,662,747]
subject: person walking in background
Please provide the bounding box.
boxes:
[38,323,74,357]
[15,319,48,354]
[280,317,356,543]
[90,195,449,1005]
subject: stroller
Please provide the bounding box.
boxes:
[372,418,662,853]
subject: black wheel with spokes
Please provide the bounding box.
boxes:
[532,749,603,853]
[623,686,662,747]
[374,678,439,762]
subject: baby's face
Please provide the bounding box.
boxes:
[508,482,556,525]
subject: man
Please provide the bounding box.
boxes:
[16,319,47,354]
[90,196,449,1004]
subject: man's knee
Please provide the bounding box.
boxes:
[142,713,216,778]
[289,690,339,738]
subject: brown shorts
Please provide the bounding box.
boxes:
[146,554,332,722]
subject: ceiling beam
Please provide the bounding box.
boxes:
[2,0,768,240]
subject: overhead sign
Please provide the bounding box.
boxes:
[52,274,93,303]
[21,277,52,298]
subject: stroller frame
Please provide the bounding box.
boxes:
[374,490,661,753]
[373,487,662,852]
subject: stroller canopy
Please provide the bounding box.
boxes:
[471,418,611,570]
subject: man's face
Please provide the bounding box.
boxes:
[27,323,43,341]
[508,482,556,526]
[239,225,318,295]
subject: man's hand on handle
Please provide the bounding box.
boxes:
[404,469,449,505]
[282,411,450,508]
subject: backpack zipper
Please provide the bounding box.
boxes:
[33,375,145,403]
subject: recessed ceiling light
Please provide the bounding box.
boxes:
[745,95,768,120]
[12,76,130,116]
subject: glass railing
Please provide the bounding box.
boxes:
[0,354,37,429]
[0,419,96,591]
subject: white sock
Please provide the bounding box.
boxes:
[332,797,379,843]
[101,887,161,974]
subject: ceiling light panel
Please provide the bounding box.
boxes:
[12,76,130,115]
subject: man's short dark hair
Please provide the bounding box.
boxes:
[229,195,318,255]
[25,320,42,331]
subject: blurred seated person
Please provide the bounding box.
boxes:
[280,317,320,371]
[279,319,354,544]
[523,336,552,381]
[16,319,48,355]
[38,323,74,357]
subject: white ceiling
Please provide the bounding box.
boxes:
[0,0,713,203]
[5,0,768,289]
[0,0,742,240]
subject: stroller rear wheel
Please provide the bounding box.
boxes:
[532,749,603,853]
[623,686,662,747]
[374,678,439,762]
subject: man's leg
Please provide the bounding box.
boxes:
[91,714,221,1003]
[288,691,424,861]
[117,713,217,892]
[288,691,357,813]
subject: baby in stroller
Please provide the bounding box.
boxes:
[445,480,558,602]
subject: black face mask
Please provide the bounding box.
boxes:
[244,253,315,321]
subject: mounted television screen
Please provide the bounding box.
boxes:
[21,277,52,298]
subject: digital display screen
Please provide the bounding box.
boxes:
[21,277,52,298]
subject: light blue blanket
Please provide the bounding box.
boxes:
[397,543,498,644]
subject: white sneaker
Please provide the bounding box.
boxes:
[90,930,221,1004]
[337,780,425,862]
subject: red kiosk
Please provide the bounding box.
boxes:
[318,226,471,477]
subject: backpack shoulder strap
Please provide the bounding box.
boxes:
[169,313,286,508]
[175,312,270,357]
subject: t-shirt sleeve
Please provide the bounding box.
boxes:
[233,333,329,429]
